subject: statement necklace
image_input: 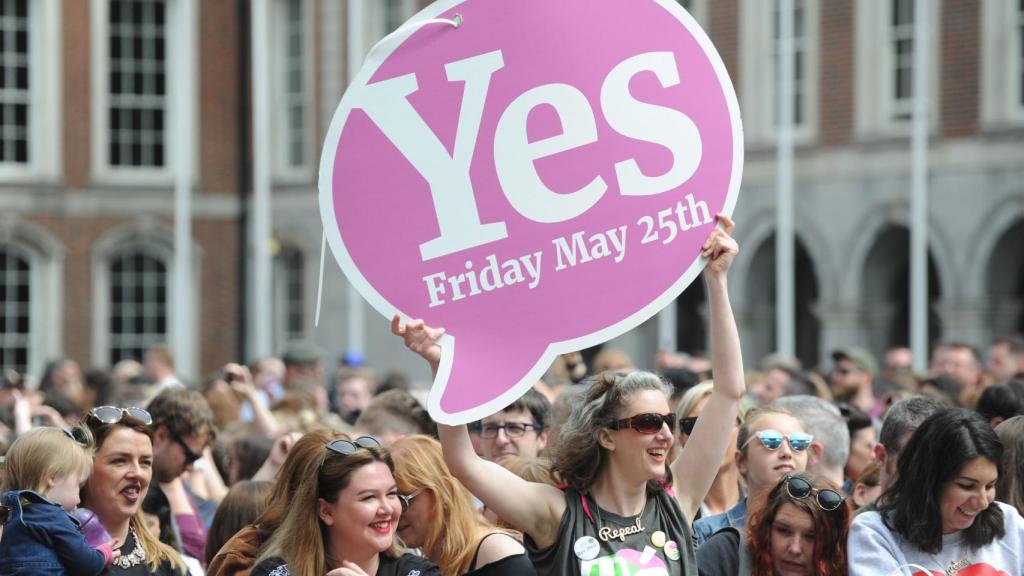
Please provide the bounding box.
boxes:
[112,527,147,569]
[583,492,648,542]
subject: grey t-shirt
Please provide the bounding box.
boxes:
[526,487,697,576]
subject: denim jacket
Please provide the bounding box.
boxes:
[0,490,110,576]
[692,496,748,546]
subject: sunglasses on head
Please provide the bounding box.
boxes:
[325,436,382,457]
[609,412,676,434]
[742,429,813,452]
[61,427,90,446]
[784,475,845,511]
[88,406,152,426]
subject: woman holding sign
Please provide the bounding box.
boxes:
[394,214,743,575]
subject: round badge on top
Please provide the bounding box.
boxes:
[574,536,601,561]
[664,540,681,561]
[651,530,667,548]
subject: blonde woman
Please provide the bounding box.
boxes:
[0,426,118,575]
[80,406,188,576]
[674,382,744,521]
[391,435,536,575]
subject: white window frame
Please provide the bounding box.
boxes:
[272,241,309,350]
[91,219,200,373]
[740,0,820,146]
[0,216,64,378]
[980,0,1024,127]
[91,0,194,186]
[0,244,34,375]
[106,247,171,366]
[271,0,315,182]
[0,0,61,182]
[854,0,941,138]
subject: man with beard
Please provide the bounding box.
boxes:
[147,388,216,562]
[831,348,882,417]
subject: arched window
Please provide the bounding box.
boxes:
[108,249,168,366]
[273,243,306,348]
[0,246,31,373]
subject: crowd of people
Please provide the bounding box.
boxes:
[2,218,1024,576]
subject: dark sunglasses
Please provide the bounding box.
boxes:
[398,490,422,513]
[678,415,742,437]
[741,430,813,452]
[325,436,382,457]
[88,406,152,426]
[609,412,676,434]
[0,503,9,525]
[678,416,698,436]
[167,427,202,465]
[784,476,845,511]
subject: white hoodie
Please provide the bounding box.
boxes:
[848,501,1024,576]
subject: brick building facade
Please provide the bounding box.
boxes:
[0,0,1021,384]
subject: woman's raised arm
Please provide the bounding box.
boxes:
[391,316,567,549]
[670,215,745,521]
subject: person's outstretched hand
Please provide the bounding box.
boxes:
[391,315,445,374]
[702,213,738,279]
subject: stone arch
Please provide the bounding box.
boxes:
[271,225,317,350]
[0,216,66,376]
[674,278,706,355]
[90,217,203,370]
[860,224,944,354]
[843,202,957,303]
[968,193,1024,292]
[742,231,822,369]
[731,207,835,306]
[984,217,1024,336]
[0,215,67,261]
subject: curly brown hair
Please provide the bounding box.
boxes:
[746,473,850,576]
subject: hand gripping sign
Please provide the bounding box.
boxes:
[320,0,743,424]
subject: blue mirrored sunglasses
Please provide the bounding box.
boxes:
[742,430,813,452]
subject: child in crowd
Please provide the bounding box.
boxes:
[0,426,119,576]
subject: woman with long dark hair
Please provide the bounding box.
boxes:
[848,408,1024,575]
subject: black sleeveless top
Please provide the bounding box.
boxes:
[464,532,536,576]
[525,487,697,576]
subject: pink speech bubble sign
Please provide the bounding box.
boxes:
[320,0,742,424]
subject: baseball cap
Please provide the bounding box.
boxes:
[832,347,878,375]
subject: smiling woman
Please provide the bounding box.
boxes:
[250,437,439,576]
[848,408,1024,576]
[696,473,850,576]
[395,216,745,576]
[80,406,187,576]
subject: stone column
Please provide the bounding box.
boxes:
[989,298,1022,339]
[935,298,993,348]
[811,301,872,368]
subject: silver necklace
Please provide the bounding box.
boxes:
[112,527,147,568]
[589,493,648,542]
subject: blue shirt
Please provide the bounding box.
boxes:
[0,490,107,576]
[692,496,748,546]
